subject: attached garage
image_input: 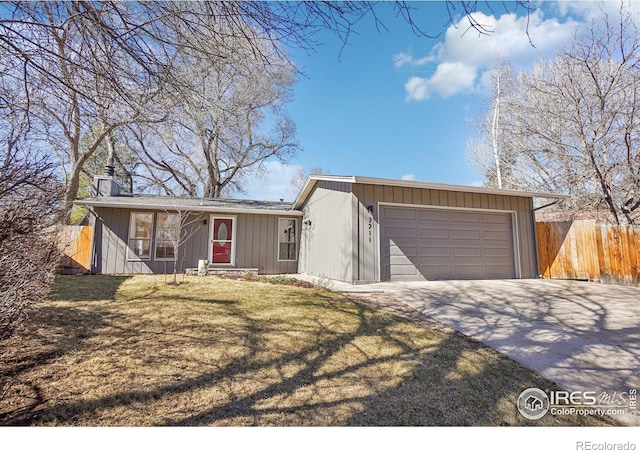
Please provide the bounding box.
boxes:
[380,205,517,281]
[295,175,568,284]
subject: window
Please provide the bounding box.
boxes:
[278,218,297,261]
[128,212,153,260]
[155,213,178,260]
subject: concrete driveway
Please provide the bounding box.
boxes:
[302,276,640,424]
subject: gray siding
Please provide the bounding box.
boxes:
[299,181,354,281]
[352,183,539,282]
[92,207,298,275]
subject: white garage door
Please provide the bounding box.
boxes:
[381,206,517,281]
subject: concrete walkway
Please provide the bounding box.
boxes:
[296,275,640,425]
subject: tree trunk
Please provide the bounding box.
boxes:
[61,165,82,224]
[491,79,502,189]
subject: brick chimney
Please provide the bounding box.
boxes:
[92,165,121,197]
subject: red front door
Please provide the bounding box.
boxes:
[212,218,233,264]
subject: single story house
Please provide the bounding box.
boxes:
[76,173,567,283]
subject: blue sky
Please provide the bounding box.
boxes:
[242,1,638,201]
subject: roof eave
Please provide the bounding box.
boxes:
[292,175,569,207]
[74,199,303,216]
[352,176,570,200]
[292,175,358,209]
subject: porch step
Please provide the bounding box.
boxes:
[185,267,259,277]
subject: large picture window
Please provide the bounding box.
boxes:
[155,213,178,260]
[128,212,153,260]
[278,218,297,261]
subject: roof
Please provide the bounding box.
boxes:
[77,174,569,214]
[75,194,302,216]
[293,175,570,209]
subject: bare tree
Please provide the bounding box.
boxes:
[468,5,640,224]
[466,55,518,189]
[1,1,533,213]
[501,6,640,224]
[0,141,62,340]
[0,2,173,221]
[129,30,300,198]
[290,166,326,193]
[155,207,204,285]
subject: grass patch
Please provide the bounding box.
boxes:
[0,275,618,426]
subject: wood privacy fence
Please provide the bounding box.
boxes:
[58,226,93,273]
[536,220,640,285]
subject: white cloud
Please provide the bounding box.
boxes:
[550,0,640,23]
[401,173,416,181]
[393,50,438,68]
[236,161,304,202]
[401,8,579,100]
[406,62,477,100]
[393,51,414,68]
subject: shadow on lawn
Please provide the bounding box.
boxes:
[0,278,618,426]
[52,275,133,302]
[0,275,131,425]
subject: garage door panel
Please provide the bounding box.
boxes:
[453,264,485,278]
[390,254,415,265]
[388,244,417,257]
[389,264,419,276]
[448,221,484,230]
[483,264,516,278]
[418,228,450,239]
[384,208,416,220]
[418,209,448,221]
[483,247,512,258]
[452,246,481,257]
[385,226,416,238]
[483,230,510,240]
[388,237,421,249]
[451,229,481,240]
[481,213,511,224]
[424,265,456,279]
[382,206,516,281]
[420,246,451,257]
[451,212,480,222]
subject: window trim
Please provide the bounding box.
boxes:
[154,212,178,261]
[277,217,298,262]
[127,211,154,261]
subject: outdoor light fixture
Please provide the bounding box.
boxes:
[303,219,312,226]
[367,205,374,213]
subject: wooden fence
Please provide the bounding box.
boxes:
[58,226,93,274]
[536,220,640,285]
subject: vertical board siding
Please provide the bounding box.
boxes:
[299,180,353,281]
[352,184,539,282]
[94,207,298,275]
[536,220,640,285]
[352,183,379,282]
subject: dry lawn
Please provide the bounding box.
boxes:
[0,275,618,426]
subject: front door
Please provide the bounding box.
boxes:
[211,217,234,264]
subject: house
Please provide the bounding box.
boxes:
[525,395,544,412]
[76,172,567,283]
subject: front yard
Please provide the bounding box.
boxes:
[0,275,617,426]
